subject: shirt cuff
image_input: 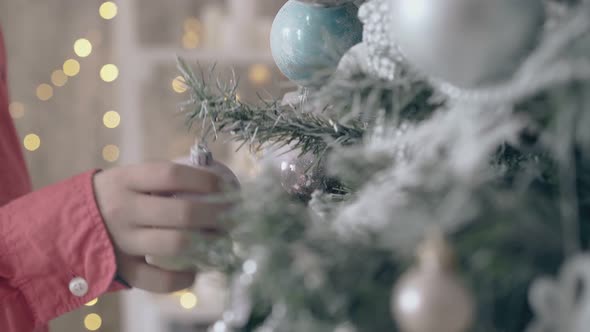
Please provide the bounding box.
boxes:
[0,170,121,324]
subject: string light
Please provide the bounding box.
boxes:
[172,76,187,93]
[8,102,25,119]
[183,17,201,32]
[102,144,120,162]
[100,64,119,82]
[182,31,200,49]
[179,292,198,309]
[172,289,190,297]
[23,134,41,152]
[84,298,99,307]
[83,313,102,331]
[74,38,93,58]
[51,70,68,87]
[63,59,81,77]
[36,84,54,101]
[103,110,121,129]
[182,17,201,49]
[99,2,118,20]
[248,64,271,85]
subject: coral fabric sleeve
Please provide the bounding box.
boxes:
[0,29,124,331]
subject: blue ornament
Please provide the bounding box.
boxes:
[270,0,363,87]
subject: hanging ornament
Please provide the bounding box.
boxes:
[392,230,474,332]
[389,0,545,87]
[357,0,404,81]
[270,0,363,87]
[280,153,325,198]
[146,142,239,272]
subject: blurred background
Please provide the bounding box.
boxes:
[0,0,292,331]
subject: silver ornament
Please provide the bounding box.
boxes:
[280,153,325,198]
[146,142,238,272]
[389,0,545,87]
[392,231,474,332]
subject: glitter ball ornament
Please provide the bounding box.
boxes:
[389,0,545,87]
[392,231,474,332]
[146,143,239,272]
[280,153,325,198]
[358,0,403,81]
[270,0,363,86]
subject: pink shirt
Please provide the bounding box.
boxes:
[0,29,124,331]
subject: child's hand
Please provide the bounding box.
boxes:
[93,162,228,293]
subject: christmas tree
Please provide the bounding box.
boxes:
[175,0,590,331]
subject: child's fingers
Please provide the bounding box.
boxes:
[122,162,222,194]
[131,194,230,230]
[124,228,224,257]
[117,255,196,293]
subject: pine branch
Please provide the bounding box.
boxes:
[177,58,365,156]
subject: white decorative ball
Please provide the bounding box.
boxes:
[389,0,545,87]
[392,268,474,332]
[358,0,403,81]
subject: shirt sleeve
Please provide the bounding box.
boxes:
[0,170,126,328]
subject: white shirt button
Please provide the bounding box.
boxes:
[69,277,89,297]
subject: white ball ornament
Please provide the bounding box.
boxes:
[392,231,474,332]
[389,0,545,87]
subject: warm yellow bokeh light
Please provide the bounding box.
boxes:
[180,292,198,309]
[100,64,119,82]
[103,110,121,129]
[84,298,99,307]
[36,84,53,101]
[172,76,187,93]
[63,59,81,77]
[9,102,25,119]
[183,17,201,32]
[23,134,41,152]
[99,2,118,20]
[248,64,271,85]
[74,38,93,58]
[51,70,68,87]
[84,313,102,331]
[102,145,120,162]
[182,31,200,49]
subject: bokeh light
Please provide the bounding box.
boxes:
[172,76,187,93]
[183,17,201,32]
[182,31,200,49]
[99,2,118,20]
[103,110,121,129]
[102,144,120,162]
[83,313,102,331]
[51,70,68,87]
[248,64,271,85]
[63,59,81,77]
[74,38,93,58]
[36,84,53,101]
[100,64,119,82]
[180,292,198,309]
[9,102,25,119]
[84,298,99,307]
[23,134,41,151]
